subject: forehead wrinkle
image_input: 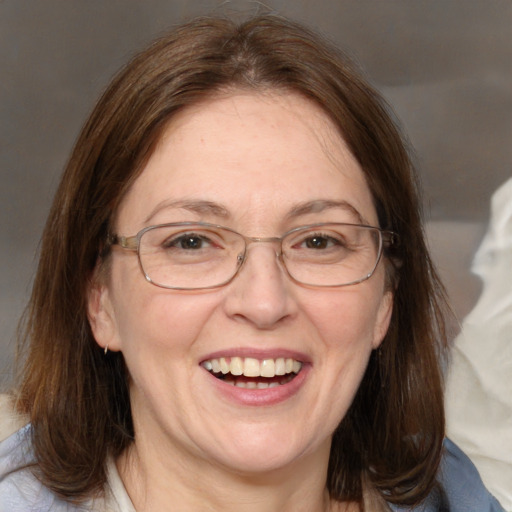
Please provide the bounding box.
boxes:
[144,199,230,224]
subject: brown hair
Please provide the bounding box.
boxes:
[16,14,448,506]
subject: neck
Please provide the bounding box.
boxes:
[117,432,352,512]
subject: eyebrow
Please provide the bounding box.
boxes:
[144,199,230,224]
[144,198,366,225]
[285,199,366,224]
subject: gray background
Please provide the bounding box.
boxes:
[1,0,511,385]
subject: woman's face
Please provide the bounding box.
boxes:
[88,91,393,476]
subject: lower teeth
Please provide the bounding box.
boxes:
[234,381,280,389]
[217,373,295,389]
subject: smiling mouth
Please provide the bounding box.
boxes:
[201,357,303,389]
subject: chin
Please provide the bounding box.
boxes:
[198,424,325,477]
[216,450,305,477]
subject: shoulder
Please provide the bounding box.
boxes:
[0,423,85,511]
[437,439,506,512]
[0,394,101,511]
[0,423,62,510]
[389,439,506,512]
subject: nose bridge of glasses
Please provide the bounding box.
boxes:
[237,235,285,271]
[244,235,284,255]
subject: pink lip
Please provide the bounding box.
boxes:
[199,347,311,364]
[199,348,311,406]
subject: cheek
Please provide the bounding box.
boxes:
[297,288,386,437]
[116,292,218,354]
[109,260,219,357]
[306,287,384,351]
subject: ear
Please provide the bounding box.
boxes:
[87,280,121,352]
[372,290,393,349]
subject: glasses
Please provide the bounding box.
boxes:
[108,222,398,290]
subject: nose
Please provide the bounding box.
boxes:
[223,243,297,329]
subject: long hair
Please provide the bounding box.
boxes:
[16,14,448,505]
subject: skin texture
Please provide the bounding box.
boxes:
[88,91,393,512]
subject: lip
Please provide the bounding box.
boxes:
[199,348,311,407]
[200,347,312,363]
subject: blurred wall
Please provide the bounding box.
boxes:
[1,0,511,384]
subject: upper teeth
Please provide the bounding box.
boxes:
[202,357,302,378]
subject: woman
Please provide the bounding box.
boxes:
[0,14,504,512]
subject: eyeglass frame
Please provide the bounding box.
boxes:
[106,221,399,290]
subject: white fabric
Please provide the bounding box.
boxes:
[105,458,136,512]
[445,178,512,511]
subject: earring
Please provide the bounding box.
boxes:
[104,345,109,355]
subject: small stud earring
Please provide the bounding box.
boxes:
[104,345,109,355]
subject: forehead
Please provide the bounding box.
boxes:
[116,91,378,231]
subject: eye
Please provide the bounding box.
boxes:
[294,232,347,251]
[164,232,217,250]
[301,234,340,250]
[285,227,356,262]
